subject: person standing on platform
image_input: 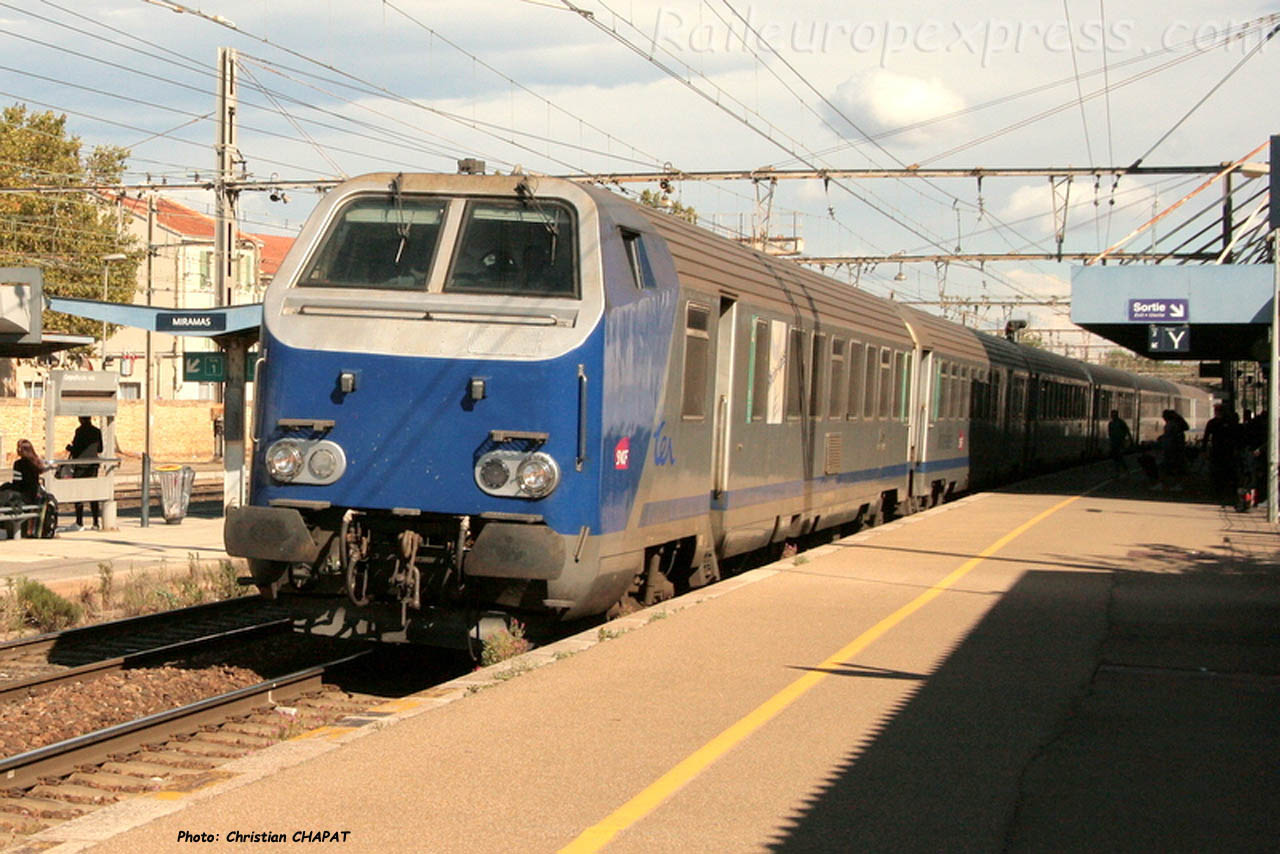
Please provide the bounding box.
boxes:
[1158,409,1190,491]
[1202,404,1241,504]
[1107,410,1132,474]
[65,415,103,530]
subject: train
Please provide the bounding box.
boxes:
[224,171,1211,646]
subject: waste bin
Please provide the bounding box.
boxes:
[155,464,196,524]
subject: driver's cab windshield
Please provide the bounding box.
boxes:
[445,200,576,298]
[296,195,578,299]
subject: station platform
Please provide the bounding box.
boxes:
[0,476,227,596]
[25,460,1280,853]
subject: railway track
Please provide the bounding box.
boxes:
[0,654,379,849]
[0,600,470,850]
[0,610,390,851]
[108,479,222,510]
[0,603,294,706]
[0,597,291,678]
[0,650,371,791]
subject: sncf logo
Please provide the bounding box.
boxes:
[614,436,631,470]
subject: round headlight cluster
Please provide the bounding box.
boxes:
[474,451,561,499]
[265,438,347,485]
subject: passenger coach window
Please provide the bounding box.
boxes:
[828,339,847,418]
[445,200,577,297]
[809,334,827,419]
[894,352,907,421]
[862,343,878,419]
[847,342,864,419]
[681,303,711,420]
[786,329,806,419]
[749,318,770,422]
[299,197,446,291]
[878,348,893,418]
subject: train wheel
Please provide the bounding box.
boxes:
[249,559,287,597]
[639,549,675,606]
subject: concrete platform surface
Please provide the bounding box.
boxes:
[0,514,227,596]
[18,461,1280,853]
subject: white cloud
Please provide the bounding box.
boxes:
[1002,183,1056,234]
[828,69,967,148]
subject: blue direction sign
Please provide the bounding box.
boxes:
[1128,298,1189,322]
[1148,324,1191,354]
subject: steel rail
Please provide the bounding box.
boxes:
[0,620,292,704]
[0,650,370,790]
[0,597,282,662]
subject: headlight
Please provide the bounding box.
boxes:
[307,446,340,480]
[516,454,560,498]
[266,441,305,482]
[478,457,510,490]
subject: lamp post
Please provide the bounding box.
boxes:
[100,253,127,364]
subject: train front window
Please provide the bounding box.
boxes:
[446,201,578,298]
[299,197,446,291]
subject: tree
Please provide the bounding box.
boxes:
[639,188,699,225]
[0,104,138,338]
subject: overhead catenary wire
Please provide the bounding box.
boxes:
[558,0,1075,315]
[380,0,667,170]
[128,0,647,178]
[779,14,1278,167]
[1128,19,1280,169]
[711,0,1071,284]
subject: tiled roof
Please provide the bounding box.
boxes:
[117,195,216,239]
[247,232,295,276]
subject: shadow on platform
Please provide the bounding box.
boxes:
[763,554,1279,853]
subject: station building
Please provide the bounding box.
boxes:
[0,195,292,462]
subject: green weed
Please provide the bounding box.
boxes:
[11,578,81,633]
[480,619,532,667]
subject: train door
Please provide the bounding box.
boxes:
[711,296,737,499]
[909,348,935,507]
[1024,373,1041,471]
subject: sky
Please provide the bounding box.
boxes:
[3,0,1277,348]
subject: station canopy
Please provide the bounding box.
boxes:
[1070,264,1273,362]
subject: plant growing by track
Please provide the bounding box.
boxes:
[1,559,251,637]
[4,578,82,633]
[480,619,531,666]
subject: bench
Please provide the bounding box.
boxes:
[0,503,42,539]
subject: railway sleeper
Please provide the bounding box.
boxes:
[30,782,122,805]
[0,795,88,820]
[0,811,51,834]
[221,721,291,739]
[67,770,158,793]
[197,731,277,749]
[101,759,205,779]
[169,738,250,759]
[126,749,219,770]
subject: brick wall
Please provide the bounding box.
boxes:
[0,399,230,465]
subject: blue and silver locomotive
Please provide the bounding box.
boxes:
[225,171,1209,644]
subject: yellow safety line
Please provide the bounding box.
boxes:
[559,492,1084,854]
